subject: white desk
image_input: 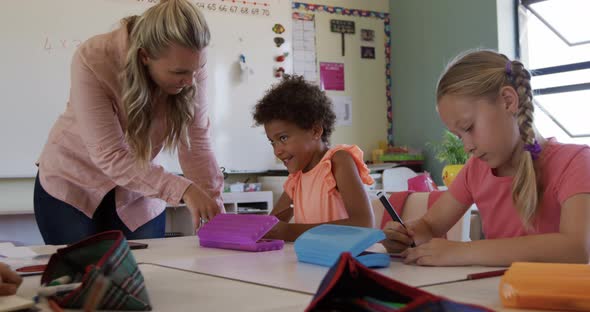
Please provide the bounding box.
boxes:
[17,236,546,311]
[13,266,542,312]
[141,237,505,294]
[24,236,248,264]
[130,236,252,263]
[15,263,312,312]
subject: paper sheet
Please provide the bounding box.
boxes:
[330,95,353,126]
[0,246,37,258]
[0,242,15,249]
[293,16,317,83]
[0,295,36,312]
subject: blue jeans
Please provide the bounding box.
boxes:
[34,173,165,245]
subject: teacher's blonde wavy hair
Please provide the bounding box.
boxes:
[122,0,210,167]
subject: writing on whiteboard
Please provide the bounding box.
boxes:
[43,37,82,54]
[135,0,272,16]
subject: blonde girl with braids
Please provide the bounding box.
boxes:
[382,50,590,266]
[34,0,224,245]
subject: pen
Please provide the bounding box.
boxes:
[38,282,82,296]
[46,275,72,287]
[377,191,416,248]
[467,269,507,280]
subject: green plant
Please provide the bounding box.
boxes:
[428,130,468,165]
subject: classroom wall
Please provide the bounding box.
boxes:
[293,1,391,158]
[389,0,516,185]
[0,179,41,245]
[0,0,390,244]
[0,0,518,243]
[312,0,388,12]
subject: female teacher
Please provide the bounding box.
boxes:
[34,0,224,244]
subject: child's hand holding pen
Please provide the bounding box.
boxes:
[381,220,418,253]
[376,191,419,252]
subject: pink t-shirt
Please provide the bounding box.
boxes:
[450,138,590,239]
[37,25,223,231]
[283,145,374,224]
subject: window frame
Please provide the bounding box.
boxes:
[518,0,590,139]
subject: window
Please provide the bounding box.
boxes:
[519,0,590,145]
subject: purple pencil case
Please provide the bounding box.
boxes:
[197,214,285,252]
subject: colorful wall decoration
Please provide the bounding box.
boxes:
[292,2,393,145]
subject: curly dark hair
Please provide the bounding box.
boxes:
[253,75,336,143]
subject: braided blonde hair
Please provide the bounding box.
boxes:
[122,0,210,167]
[436,49,540,227]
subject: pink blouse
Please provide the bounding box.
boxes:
[37,25,223,231]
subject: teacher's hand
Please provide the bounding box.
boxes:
[182,184,225,229]
[0,262,22,296]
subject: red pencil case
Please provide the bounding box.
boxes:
[306,252,493,312]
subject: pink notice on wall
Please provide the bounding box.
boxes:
[320,62,345,91]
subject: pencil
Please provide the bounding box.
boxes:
[467,269,507,280]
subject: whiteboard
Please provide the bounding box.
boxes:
[0,0,292,177]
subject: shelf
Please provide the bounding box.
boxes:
[221,191,273,214]
[166,191,274,236]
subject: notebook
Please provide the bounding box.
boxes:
[294,224,390,268]
[197,214,284,252]
[0,295,36,312]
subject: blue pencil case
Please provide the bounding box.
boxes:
[294,224,390,268]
